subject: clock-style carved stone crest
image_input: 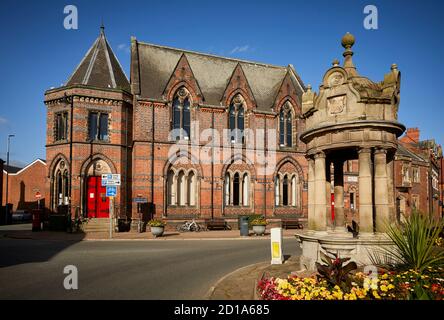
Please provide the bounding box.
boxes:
[327,95,346,115]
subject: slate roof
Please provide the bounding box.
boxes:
[396,143,428,163]
[133,41,305,111]
[66,27,130,92]
[3,164,23,174]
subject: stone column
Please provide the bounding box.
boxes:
[386,152,395,222]
[313,152,327,231]
[358,147,374,233]
[326,161,332,229]
[230,173,234,206]
[239,176,243,207]
[334,160,345,230]
[374,148,390,232]
[307,157,315,229]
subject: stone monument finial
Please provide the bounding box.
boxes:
[332,59,340,67]
[341,32,355,49]
[341,32,356,73]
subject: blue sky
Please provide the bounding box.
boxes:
[0,0,443,166]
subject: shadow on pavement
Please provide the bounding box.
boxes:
[0,228,86,268]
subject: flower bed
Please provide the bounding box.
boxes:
[258,267,444,300]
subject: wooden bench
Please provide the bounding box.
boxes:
[205,219,230,230]
[281,219,304,230]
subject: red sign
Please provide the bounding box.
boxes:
[35,192,42,199]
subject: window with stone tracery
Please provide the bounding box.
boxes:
[279,101,294,147]
[171,87,191,140]
[166,169,197,207]
[224,171,250,206]
[228,94,245,144]
[275,172,301,207]
[52,160,69,209]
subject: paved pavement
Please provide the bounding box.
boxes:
[0,237,301,299]
[0,226,300,241]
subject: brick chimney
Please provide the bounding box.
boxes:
[400,127,420,144]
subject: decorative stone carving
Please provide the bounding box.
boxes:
[302,84,316,115]
[327,95,346,115]
[328,72,344,87]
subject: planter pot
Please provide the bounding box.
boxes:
[252,225,266,236]
[150,226,165,238]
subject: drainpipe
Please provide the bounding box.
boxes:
[264,115,267,218]
[211,111,214,220]
[150,103,155,220]
[65,92,74,220]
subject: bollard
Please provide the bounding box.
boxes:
[270,227,283,264]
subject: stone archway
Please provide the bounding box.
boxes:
[79,157,115,218]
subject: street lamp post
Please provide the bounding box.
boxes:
[5,134,15,224]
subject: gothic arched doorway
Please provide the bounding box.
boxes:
[84,159,112,218]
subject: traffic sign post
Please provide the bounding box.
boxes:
[102,174,121,186]
[109,196,114,239]
[102,174,121,239]
[106,186,117,197]
[35,191,42,210]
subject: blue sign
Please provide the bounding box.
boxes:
[106,186,117,197]
[133,197,148,203]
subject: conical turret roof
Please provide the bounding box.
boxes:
[66,26,130,92]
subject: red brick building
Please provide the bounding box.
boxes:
[2,159,47,212]
[44,28,443,229]
[44,28,307,228]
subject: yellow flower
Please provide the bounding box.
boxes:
[380,285,388,292]
[372,290,381,299]
[381,274,389,280]
[388,284,395,290]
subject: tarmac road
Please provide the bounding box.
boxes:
[0,238,300,299]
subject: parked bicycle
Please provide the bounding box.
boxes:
[176,219,205,232]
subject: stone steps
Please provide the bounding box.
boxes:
[82,218,112,232]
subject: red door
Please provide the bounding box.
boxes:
[87,176,109,218]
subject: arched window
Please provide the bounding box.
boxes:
[57,171,63,205]
[279,110,285,146]
[233,173,240,206]
[177,171,186,206]
[167,170,175,205]
[225,171,250,207]
[224,174,230,206]
[172,87,191,140]
[275,176,280,206]
[242,173,249,206]
[228,94,246,144]
[167,168,199,208]
[187,171,196,206]
[279,101,293,147]
[275,164,302,208]
[286,113,292,147]
[63,171,69,205]
[291,176,297,207]
[52,160,70,209]
[283,175,289,206]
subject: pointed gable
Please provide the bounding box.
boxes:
[273,67,302,113]
[221,63,256,108]
[134,41,305,111]
[162,53,204,102]
[66,27,130,92]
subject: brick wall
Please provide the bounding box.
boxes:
[2,160,47,211]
